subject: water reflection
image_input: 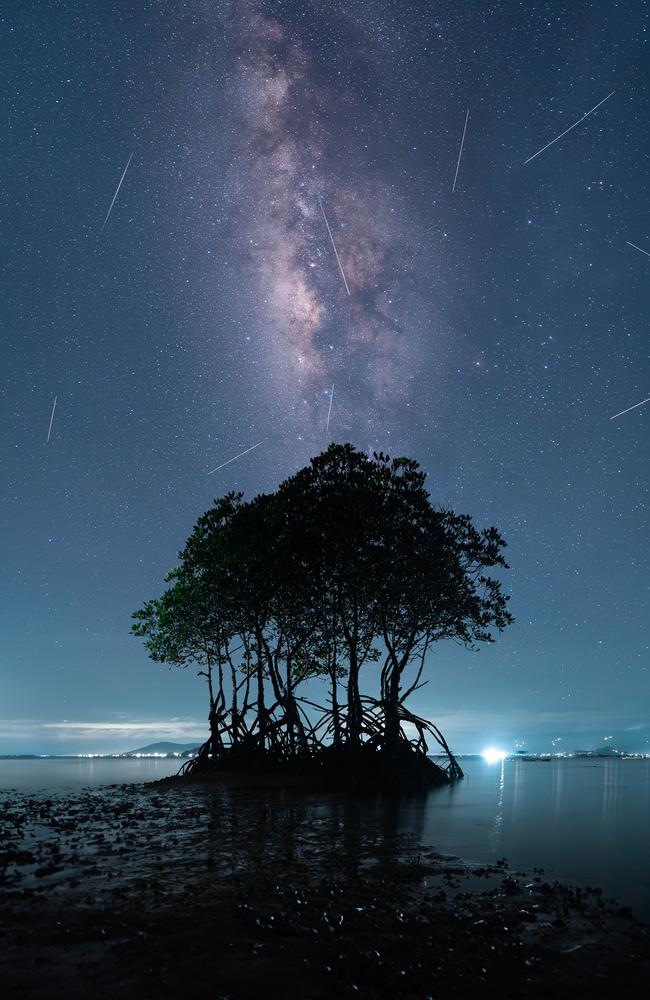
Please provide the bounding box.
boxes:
[489,759,506,850]
[549,760,564,850]
[600,760,621,831]
[0,756,182,790]
[201,787,431,882]
[198,778,505,889]
[1,758,649,916]
[510,758,523,826]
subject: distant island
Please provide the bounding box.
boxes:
[0,741,201,760]
[122,741,201,757]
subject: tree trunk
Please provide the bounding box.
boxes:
[230,663,239,746]
[346,647,362,745]
[255,629,266,750]
[383,666,401,751]
[286,656,294,755]
[329,666,341,746]
[205,659,219,756]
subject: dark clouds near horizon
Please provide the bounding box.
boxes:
[2,0,649,753]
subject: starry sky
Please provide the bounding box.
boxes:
[2,0,649,755]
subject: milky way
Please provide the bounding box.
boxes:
[214,2,448,450]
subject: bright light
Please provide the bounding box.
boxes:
[482,747,507,764]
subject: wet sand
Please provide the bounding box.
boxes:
[0,777,647,998]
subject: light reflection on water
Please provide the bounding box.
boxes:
[0,756,182,790]
[0,756,648,915]
[384,757,650,916]
[488,757,505,850]
[300,757,648,916]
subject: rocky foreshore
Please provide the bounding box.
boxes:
[0,780,647,998]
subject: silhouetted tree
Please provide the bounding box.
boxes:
[276,445,385,745]
[369,454,513,750]
[131,444,514,786]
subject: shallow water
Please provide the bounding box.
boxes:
[1,755,648,915]
[0,756,182,790]
[308,757,650,916]
[4,781,645,1000]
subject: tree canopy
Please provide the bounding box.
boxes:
[132,444,514,785]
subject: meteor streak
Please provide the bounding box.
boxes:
[101,151,134,232]
[452,109,469,193]
[326,384,334,433]
[207,440,263,475]
[626,240,650,259]
[524,90,615,165]
[46,395,57,443]
[318,196,351,296]
[610,397,650,420]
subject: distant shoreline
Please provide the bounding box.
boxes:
[2,751,649,760]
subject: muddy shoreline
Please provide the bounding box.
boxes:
[1,779,647,998]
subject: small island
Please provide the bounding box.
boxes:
[132,444,513,790]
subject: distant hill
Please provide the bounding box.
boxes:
[122,741,201,756]
[559,745,623,758]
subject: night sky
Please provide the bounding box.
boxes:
[3,0,649,755]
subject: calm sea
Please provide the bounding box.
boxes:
[0,756,182,789]
[395,757,650,917]
[1,756,648,916]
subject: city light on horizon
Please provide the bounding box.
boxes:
[481,747,508,764]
